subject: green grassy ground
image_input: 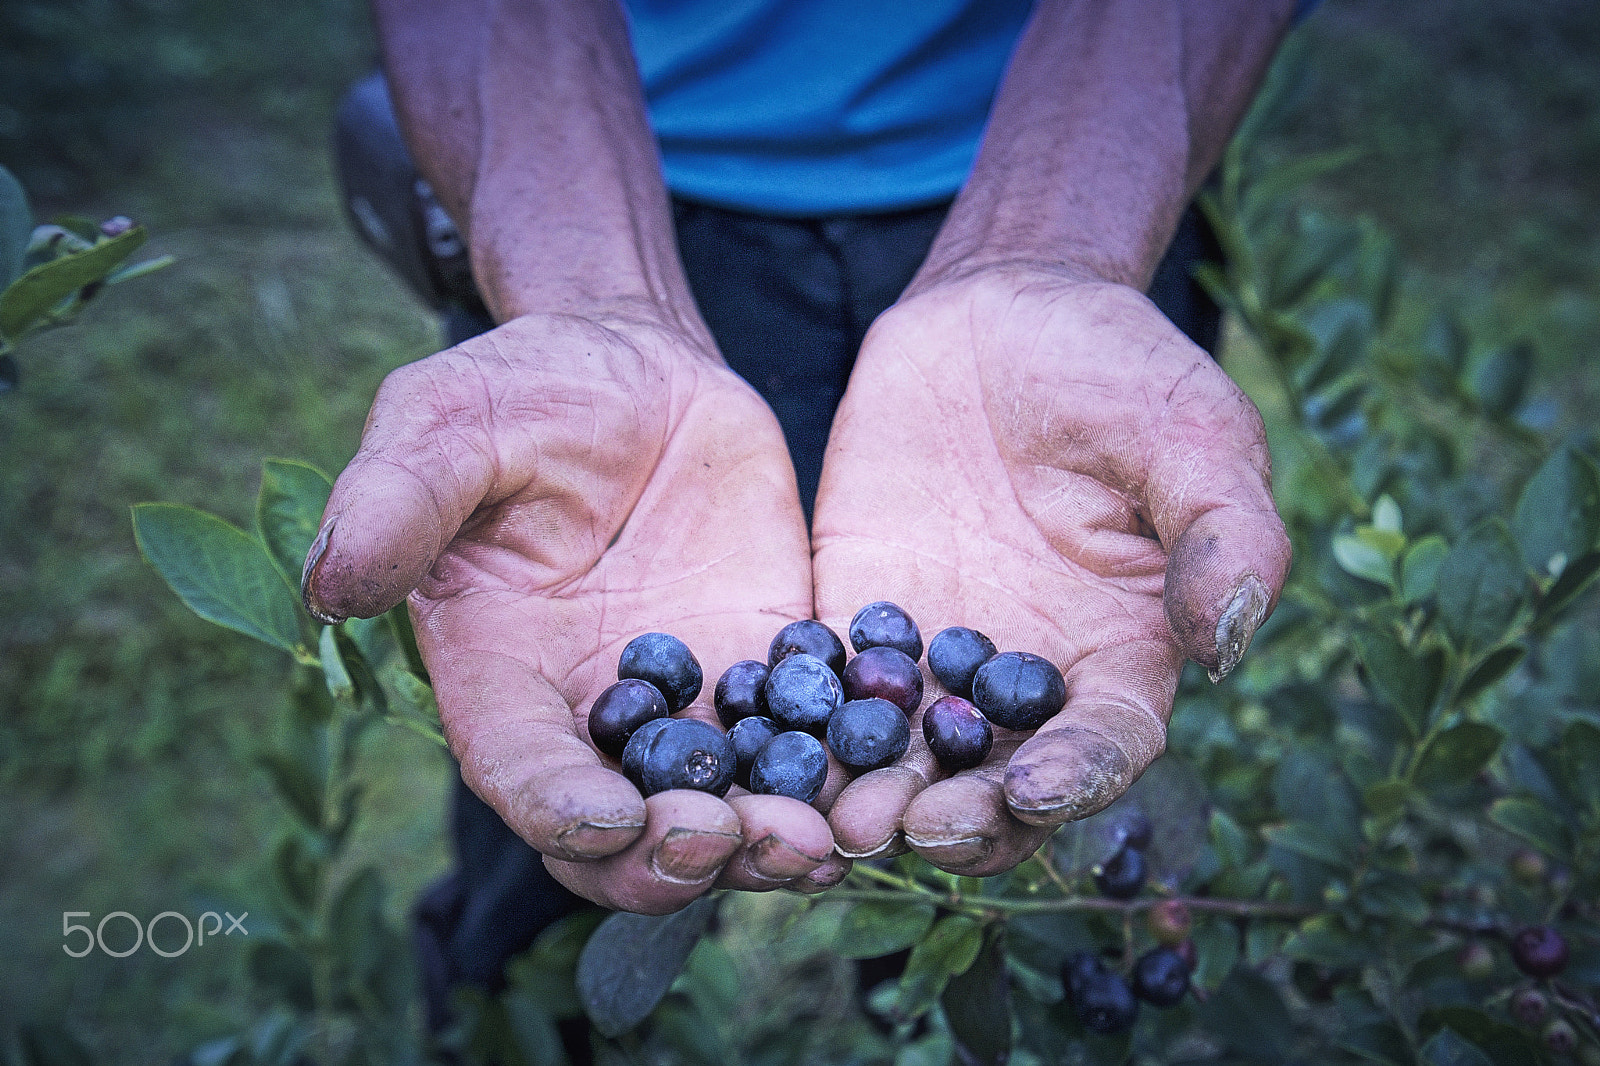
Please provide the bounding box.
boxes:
[1,0,1596,1060]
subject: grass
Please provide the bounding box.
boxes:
[1,0,1597,1061]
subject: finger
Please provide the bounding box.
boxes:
[790,854,853,894]
[827,707,941,860]
[1004,639,1180,826]
[543,790,742,915]
[713,794,835,891]
[1142,367,1292,680]
[902,733,1051,876]
[302,358,496,622]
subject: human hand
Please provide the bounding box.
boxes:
[813,264,1291,874]
[302,309,841,913]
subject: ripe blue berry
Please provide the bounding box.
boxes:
[1094,846,1147,900]
[827,697,911,774]
[727,715,783,790]
[1131,947,1190,1007]
[634,717,735,798]
[1063,952,1139,1034]
[765,652,843,734]
[587,678,669,759]
[621,717,671,789]
[927,626,997,699]
[922,695,993,771]
[768,619,847,678]
[971,651,1066,731]
[714,659,770,728]
[842,645,923,715]
[748,731,828,803]
[848,601,923,660]
[1511,925,1569,979]
[618,632,703,713]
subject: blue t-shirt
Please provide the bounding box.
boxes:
[625,0,1035,216]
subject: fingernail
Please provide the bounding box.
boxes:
[904,833,993,870]
[834,831,905,861]
[301,517,340,624]
[795,855,852,892]
[650,827,740,883]
[555,819,645,860]
[1211,575,1270,682]
[747,834,831,880]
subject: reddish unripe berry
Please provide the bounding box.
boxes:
[1511,988,1549,1027]
[1509,848,1549,884]
[1147,899,1192,947]
[1456,941,1495,981]
[1173,939,1198,971]
[1543,1019,1577,1056]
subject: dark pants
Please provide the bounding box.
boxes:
[335,71,1222,1035]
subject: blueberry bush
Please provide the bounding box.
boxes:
[115,49,1599,1066]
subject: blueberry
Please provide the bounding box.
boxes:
[634,717,735,797]
[1063,953,1139,1034]
[1094,846,1146,900]
[768,619,847,678]
[1131,947,1190,1007]
[971,651,1066,731]
[927,626,997,699]
[848,601,923,660]
[764,652,843,734]
[618,632,702,713]
[727,715,783,790]
[842,645,923,715]
[826,697,911,774]
[587,678,670,759]
[921,695,993,771]
[1510,925,1569,979]
[714,659,770,728]
[748,730,828,803]
[621,716,672,789]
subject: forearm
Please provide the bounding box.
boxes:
[373,0,699,327]
[913,0,1295,293]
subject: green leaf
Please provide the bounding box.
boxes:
[1356,870,1429,923]
[1420,308,1469,375]
[1467,342,1534,416]
[1418,1007,1544,1066]
[1537,550,1600,624]
[0,165,30,290]
[1190,918,1239,992]
[835,899,937,960]
[1282,915,1368,968]
[318,625,356,704]
[1262,821,1354,867]
[329,867,390,991]
[1457,645,1525,704]
[1513,447,1600,577]
[13,1024,96,1066]
[505,909,606,1019]
[1337,1022,1411,1066]
[896,914,983,1020]
[256,458,333,586]
[1362,779,1411,818]
[1419,1027,1496,1066]
[1401,535,1450,604]
[942,929,1010,1066]
[248,940,316,1012]
[1436,519,1527,651]
[1415,722,1502,791]
[258,751,324,830]
[271,835,320,914]
[0,225,146,340]
[1488,797,1573,862]
[1333,532,1395,587]
[576,896,716,1038]
[1354,628,1442,738]
[1557,719,1600,814]
[133,502,305,655]
[1208,809,1254,870]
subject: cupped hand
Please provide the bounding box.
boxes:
[813,265,1292,874]
[302,309,841,913]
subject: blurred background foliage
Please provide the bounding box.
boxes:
[1,0,1597,1061]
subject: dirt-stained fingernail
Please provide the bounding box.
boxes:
[835,830,906,861]
[301,517,340,624]
[905,833,993,870]
[1211,575,1270,682]
[651,827,741,883]
[791,854,852,893]
[554,819,645,860]
[747,833,831,880]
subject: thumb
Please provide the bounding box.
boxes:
[1145,391,1292,680]
[301,362,494,622]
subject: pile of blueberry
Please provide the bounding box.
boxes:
[1064,814,1196,1034]
[586,602,1071,804]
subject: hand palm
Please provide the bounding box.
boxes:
[814,270,1288,873]
[306,312,828,912]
